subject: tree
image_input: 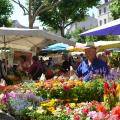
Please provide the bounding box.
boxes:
[12,0,61,28]
[70,28,86,43]
[0,0,13,27]
[38,0,100,37]
[110,0,120,20]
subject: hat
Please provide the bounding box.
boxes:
[84,42,96,49]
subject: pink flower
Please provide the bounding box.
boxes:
[94,112,106,120]
[66,108,72,115]
[74,113,80,120]
[111,106,120,118]
[109,115,119,120]
[87,111,97,119]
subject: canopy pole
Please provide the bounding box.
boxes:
[3,35,7,73]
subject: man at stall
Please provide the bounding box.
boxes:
[76,42,109,81]
[28,56,43,81]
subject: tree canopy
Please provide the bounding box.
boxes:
[12,0,61,28]
[0,0,13,27]
[110,0,120,20]
[38,0,100,37]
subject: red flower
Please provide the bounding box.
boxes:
[63,84,71,91]
[112,81,117,90]
[111,90,116,97]
[82,108,89,115]
[104,81,110,95]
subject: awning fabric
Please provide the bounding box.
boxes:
[0,27,75,51]
[80,18,120,36]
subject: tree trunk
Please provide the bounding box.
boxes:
[29,17,34,29]
[29,0,33,29]
[60,27,65,37]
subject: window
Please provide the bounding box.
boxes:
[105,0,108,3]
[100,20,102,26]
[99,9,101,15]
[104,7,106,13]
[104,19,107,24]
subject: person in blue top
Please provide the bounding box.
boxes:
[76,42,109,81]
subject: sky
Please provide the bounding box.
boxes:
[11,0,104,29]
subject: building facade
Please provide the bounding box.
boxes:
[97,0,113,26]
[67,15,98,33]
[12,20,39,29]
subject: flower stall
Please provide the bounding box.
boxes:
[0,77,120,120]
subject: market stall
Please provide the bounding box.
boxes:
[67,41,120,52]
[80,18,120,36]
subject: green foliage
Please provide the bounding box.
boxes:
[70,28,86,43]
[0,103,8,112]
[37,0,100,36]
[110,0,120,20]
[109,52,120,68]
[85,36,97,42]
[73,79,104,102]
[0,0,13,27]
[20,108,57,120]
[37,79,104,102]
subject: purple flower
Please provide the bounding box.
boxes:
[2,92,9,103]
[8,91,18,98]
[26,91,36,100]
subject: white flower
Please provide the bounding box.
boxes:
[28,106,33,110]
[36,106,46,114]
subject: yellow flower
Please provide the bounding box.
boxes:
[47,107,55,112]
[116,84,120,96]
[35,83,41,87]
[69,103,76,108]
[116,102,120,106]
[51,110,58,115]
[74,81,82,86]
[41,99,57,107]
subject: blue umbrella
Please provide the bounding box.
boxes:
[42,43,70,51]
[47,43,70,48]
[80,18,120,36]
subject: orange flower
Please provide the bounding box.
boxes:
[65,99,71,102]
[3,85,19,92]
[0,85,6,92]
[96,105,107,113]
[73,98,78,101]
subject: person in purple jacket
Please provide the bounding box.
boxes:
[76,42,109,81]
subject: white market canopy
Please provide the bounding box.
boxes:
[0,27,75,51]
[67,41,120,52]
[80,18,120,36]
